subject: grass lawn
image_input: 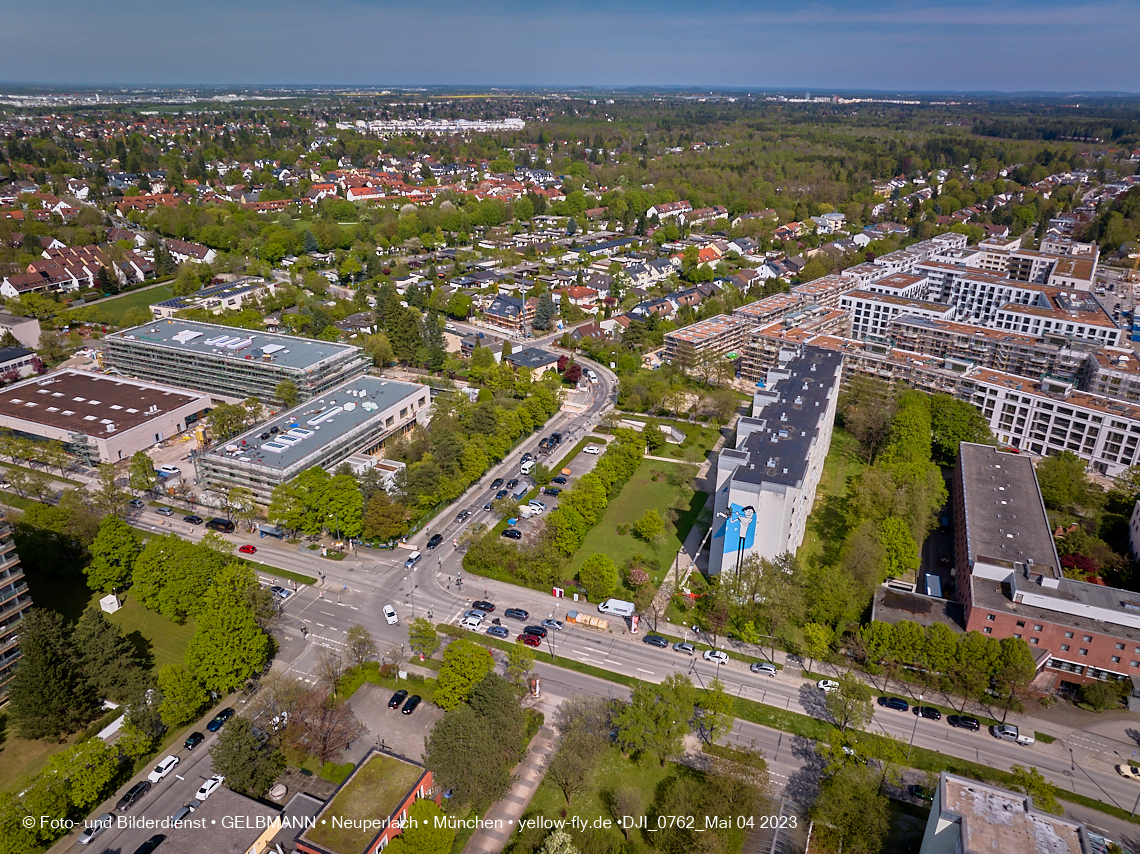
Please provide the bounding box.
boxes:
[797,426,866,569]
[305,753,423,854]
[107,596,196,671]
[567,458,705,597]
[69,284,173,326]
[613,415,725,463]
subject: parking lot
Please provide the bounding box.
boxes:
[347,682,444,761]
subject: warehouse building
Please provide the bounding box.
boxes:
[708,345,843,575]
[195,375,429,502]
[0,369,210,465]
[102,319,369,405]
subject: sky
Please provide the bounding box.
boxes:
[4,0,1140,92]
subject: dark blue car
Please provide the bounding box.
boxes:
[878,696,909,712]
[206,707,235,732]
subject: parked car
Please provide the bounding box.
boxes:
[402,695,422,715]
[523,625,548,639]
[817,679,840,693]
[528,500,546,510]
[158,465,181,476]
[643,634,669,648]
[116,780,152,811]
[544,487,562,496]
[486,625,510,639]
[490,478,504,490]
[472,600,495,612]
[947,715,981,731]
[584,446,601,455]
[551,476,568,485]
[156,506,174,516]
[205,518,235,533]
[914,706,942,721]
[384,604,399,625]
[148,754,180,783]
[703,649,729,664]
[750,662,778,677]
[673,642,695,655]
[206,707,235,732]
[78,812,115,845]
[183,515,203,525]
[878,697,909,712]
[132,835,166,854]
[184,732,204,750]
[239,544,257,555]
[388,689,408,709]
[502,529,522,540]
[504,608,529,621]
[541,619,564,631]
[195,775,224,801]
[129,498,145,509]
[518,633,541,648]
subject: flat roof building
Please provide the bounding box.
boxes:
[709,346,843,575]
[149,277,268,319]
[196,375,429,502]
[150,785,282,854]
[920,772,1099,854]
[103,319,369,405]
[0,369,211,465]
[664,314,752,369]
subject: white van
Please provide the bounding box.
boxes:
[520,460,535,476]
[158,464,181,477]
[404,551,422,569]
[586,369,598,385]
[598,599,636,618]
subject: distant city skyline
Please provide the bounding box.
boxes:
[3,0,1139,92]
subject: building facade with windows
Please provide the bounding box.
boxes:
[708,346,842,575]
[195,375,429,502]
[0,515,30,699]
[103,319,369,405]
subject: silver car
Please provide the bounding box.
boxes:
[78,812,114,845]
[750,662,778,677]
[673,642,695,655]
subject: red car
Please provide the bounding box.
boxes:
[517,633,541,648]
[239,545,257,555]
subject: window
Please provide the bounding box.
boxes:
[1016,620,1026,628]
[1013,633,1022,640]
[1117,643,1126,650]
[1064,631,1074,638]
[1079,649,1089,656]
[984,627,992,634]
[987,614,996,622]
[1030,638,1039,645]
[1061,644,1070,651]
[1083,635,1092,642]
[1112,656,1121,663]
[1131,661,1139,668]
[1034,625,1043,632]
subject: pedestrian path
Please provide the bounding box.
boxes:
[462,727,558,854]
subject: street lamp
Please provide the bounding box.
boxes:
[906,693,923,761]
[404,573,417,618]
[328,512,341,543]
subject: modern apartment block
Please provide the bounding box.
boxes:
[663,314,752,368]
[920,772,1101,854]
[103,319,369,405]
[0,514,31,699]
[840,290,954,341]
[708,346,842,575]
[195,375,429,502]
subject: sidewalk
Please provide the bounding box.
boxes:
[462,727,558,854]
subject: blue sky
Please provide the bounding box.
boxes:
[4,0,1139,91]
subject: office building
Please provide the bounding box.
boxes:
[708,346,842,575]
[0,515,30,699]
[920,772,1101,854]
[0,369,210,465]
[103,319,369,405]
[954,443,1140,687]
[195,375,429,502]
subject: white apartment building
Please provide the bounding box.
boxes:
[839,290,954,341]
[708,346,843,575]
[991,292,1122,347]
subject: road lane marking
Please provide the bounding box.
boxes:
[636,668,654,675]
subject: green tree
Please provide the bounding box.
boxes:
[632,508,666,549]
[6,609,100,740]
[209,716,285,798]
[534,291,555,331]
[547,712,607,806]
[824,674,873,732]
[226,485,258,528]
[613,673,694,765]
[362,491,409,542]
[185,572,272,693]
[801,622,834,674]
[127,450,157,494]
[809,764,891,854]
[91,462,131,517]
[930,394,993,465]
[995,636,1038,722]
[406,617,440,660]
[45,737,120,812]
[877,516,920,581]
[1009,765,1062,814]
[85,515,140,593]
[275,378,300,408]
[157,664,210,728]
[696,678,735,743]
[1036,450,1093,510]
[73,605,146,702]
[345,624,378,668]
[385,798,455,854]
[538,830,579,854]
[506,640,536,687]
[579,553,619,601]
[206,401,250,441]
[434,638,495,710]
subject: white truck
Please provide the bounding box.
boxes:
[992,723,1034,746]
[598,598,635,618]
[518,506,536,519]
